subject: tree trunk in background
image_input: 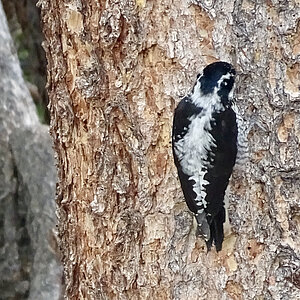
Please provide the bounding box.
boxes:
[0,2,62,299]
[2,0,50,124]
[39,0,300,299]
[2,0,49,123]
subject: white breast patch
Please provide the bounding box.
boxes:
[174,90,224,212]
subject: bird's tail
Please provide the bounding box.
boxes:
[195,212,211,243]
[196,208,225,252]
[206,208,225,252]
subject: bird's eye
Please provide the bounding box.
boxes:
[221,79,230,88]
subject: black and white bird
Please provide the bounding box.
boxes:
[172,61,237,252]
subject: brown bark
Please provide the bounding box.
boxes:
[39,0,300,299]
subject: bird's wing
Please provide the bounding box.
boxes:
[172,98,203,214]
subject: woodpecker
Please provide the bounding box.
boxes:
[172,61,237,251]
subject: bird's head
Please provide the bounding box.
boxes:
[196,61,236,104]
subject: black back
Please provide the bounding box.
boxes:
[203,108,237,217]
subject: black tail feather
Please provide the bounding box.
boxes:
[205,226,214,252]
[206,208,225,252]
[212,216,224,252]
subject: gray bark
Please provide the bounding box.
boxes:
[0,2,62,299]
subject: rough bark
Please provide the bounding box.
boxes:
[39,0,300,299]
[0,2,62,299]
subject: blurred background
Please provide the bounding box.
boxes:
[0,1,62,299]
[3,0,48,124]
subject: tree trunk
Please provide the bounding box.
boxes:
[39,0,300,299]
